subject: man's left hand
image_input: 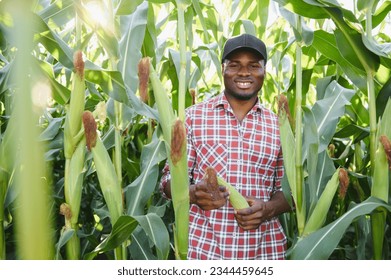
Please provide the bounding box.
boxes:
[234,197,272,230]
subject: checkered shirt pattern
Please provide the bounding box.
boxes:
[160,92,286,259]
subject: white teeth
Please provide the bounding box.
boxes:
[237,82,251,87]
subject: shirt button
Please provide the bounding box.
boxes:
[232,232,237,237]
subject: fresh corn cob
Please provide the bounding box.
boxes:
[203,166,249,210]
[303,168,340,236]
[371,135,390,259]
[82,111,122,225]
[168,119,189,260]
[64,51,85,159]
[64,137,86,226]
[278,100,305,233]
[278,99,297,206]
[146,58,175,144]
[215,173,249,210]
[219,179,249,210]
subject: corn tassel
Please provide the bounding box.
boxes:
[303,168,341,236]
[371,136,390,259]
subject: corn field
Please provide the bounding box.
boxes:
[0,0,391,260]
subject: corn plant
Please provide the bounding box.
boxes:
[144,57,189,259]
[4,0,55,259]
[1,0,391,260]
[61,50,86,259]
[274,0,391,259]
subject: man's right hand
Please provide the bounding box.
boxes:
[190,179,229,210]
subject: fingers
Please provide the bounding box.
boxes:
[235,218,262,230]
[234,199,268,230]
[193,181,229,210]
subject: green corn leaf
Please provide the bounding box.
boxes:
[129,228,157,260]
[133,213,170,260]
[311,80,355,153]
[278,109,297,203]
[126,134,166,216]
[290,197,391,259]
[55,229,75,260]
[118,1,148,94]
[91,137,123,225]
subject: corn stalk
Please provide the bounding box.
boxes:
[0,141,10,260]
[62,51,86,260]
[136,0,191,260]
[294,15,305,235]
[105,0,125,259]
[0,174,5,259]
[74,0,125,259]
[61,3,86,260]
[360,0,390,260]
[0,116,13,259]
[145,55,189,259]
[370,99,391,259]
[8,0,54,259]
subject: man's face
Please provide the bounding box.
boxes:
[222,49,265,101]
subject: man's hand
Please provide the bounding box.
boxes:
[234,191,291,230]
[190,179,229,211]
[234,197,271,230]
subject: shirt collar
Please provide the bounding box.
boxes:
[213,92,263,114]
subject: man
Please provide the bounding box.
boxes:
[160,34,291,259]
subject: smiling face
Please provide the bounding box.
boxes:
[222,49,265,102]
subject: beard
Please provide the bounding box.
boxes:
[224,88,259,101]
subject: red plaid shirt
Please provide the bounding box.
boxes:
[160,92,286,259]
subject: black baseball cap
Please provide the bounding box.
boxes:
[221,34,267,64]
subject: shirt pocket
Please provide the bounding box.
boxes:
[197,143,228,179]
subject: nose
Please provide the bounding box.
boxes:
[237,65,251,76]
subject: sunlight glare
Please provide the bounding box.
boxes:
[83,0,110,30]
[32,80,52,113]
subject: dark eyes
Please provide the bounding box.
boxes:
[225,63,263,72]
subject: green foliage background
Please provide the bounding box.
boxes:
[0,0,391,260]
